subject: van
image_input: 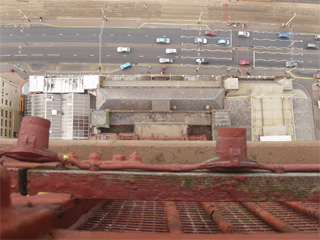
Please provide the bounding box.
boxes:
[237,31,250,38]
[306,43,318,49]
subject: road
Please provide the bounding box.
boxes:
[0,25,319,74]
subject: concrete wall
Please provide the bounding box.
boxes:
[1,139,319,165]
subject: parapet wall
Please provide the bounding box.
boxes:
[1,139,319,165]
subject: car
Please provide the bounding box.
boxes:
[117,47,131,53]
[195,37,207,44]
[285,61,298,68]
[120,62,132,70]
[313,73,320,79]
[159,58,173,64]
[205,30,217,37]
[195,58,209,64]
[156,38,171,44]
[165,48,178,54]
[305,43,319,49]
[239,60,251,66]
[218,39,230,46]
[278,33,291,39]
[315,35,320,40]
[237,31,250,37]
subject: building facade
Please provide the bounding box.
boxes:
[0,77,20,139]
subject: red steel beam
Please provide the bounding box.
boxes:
[55,229,320,240]
[165,201,183,233]
[25,168,320,202]
[201,202,238,233]
[241,202,299,233]
[283,201,320,220]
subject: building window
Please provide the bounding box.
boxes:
[0,128,2,136]
[5,129,7,137]
[1,98,3,104]
[9,112,11,119]
[9,120,11,128]
[1,119,2,126]
[5,99,7,105]
[9,101,11,106]
[5,119,7,127]
[9,129,11,137]
[1,109,3,117]
[5,110,7,118]
[2,82,4,87]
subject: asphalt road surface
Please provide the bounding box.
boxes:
[0,25,319,71]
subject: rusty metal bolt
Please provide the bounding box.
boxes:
[112,154,126,161]
[89,153,102,162]
[128,152,142,163]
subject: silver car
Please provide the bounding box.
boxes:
[159,58,173,64]
[218,39,230,46]
[156,38,171,44]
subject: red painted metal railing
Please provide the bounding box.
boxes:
[1,116,320,174]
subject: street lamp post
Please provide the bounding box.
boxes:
[98,7,106,74]
[17,8,30,22]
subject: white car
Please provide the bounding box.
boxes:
[195,37,207,44]
[237,31,250,37]
[159,58,173,64]
[117,47,131,53]
[165,48,178,54]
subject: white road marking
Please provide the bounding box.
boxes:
[110,34,114,36]
[93,34,97,36]
[90,54,94,57]
[181,36,198,38]
[31,54,43,56]
[9,34,13,37]
[253,31,276,34]
[76,34,80,36]
[107,55,111,57]
[14,54,27,56]
[25,34,29,36]
[48,54,60,56]
[182,49,232,53]
[254,46,303,50]
[254,38,303,43]
[255,51,303,56]
[73,54,77,56]
[0,55,11,57]
[42,34,46,36]
[59,33,63,36]
[140,55,144,57]
[123,55,127,57]
[255,59,303,63]
[128,34,131,37]
[145,35,149,37]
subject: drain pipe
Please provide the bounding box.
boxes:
[201,202,238,233]
[242,202,300,233]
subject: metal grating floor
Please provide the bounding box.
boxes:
[176,201,221,234]
[76,200,320,234]
[213,202,275,232]
[77,200,167,233]
[255,202,320,233]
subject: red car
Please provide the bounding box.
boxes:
[313,73,320,79]
[239,60,251,66]
[205,30,217,37]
